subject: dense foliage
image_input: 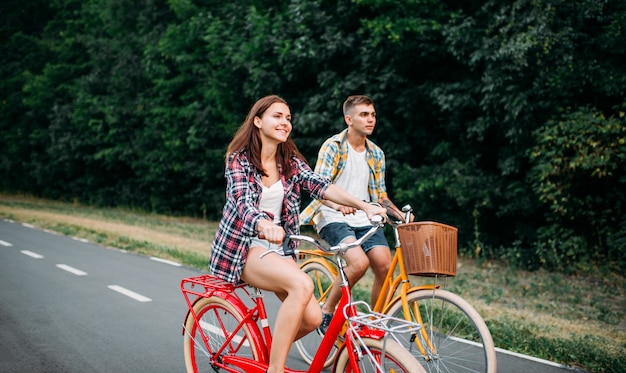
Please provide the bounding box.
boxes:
[1,0,624,272]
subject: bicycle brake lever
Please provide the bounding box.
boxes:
[282,236,294,256]
[259,237,295,259]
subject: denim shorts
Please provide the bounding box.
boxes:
[319,223,389,253]
[250,237,290,257]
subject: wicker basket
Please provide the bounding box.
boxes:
[397,222,458,277]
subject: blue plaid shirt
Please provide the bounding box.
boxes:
[210,150,330,284]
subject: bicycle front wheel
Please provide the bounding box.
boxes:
[384,289,497,373]
[294,260,337,368]
[333,337,425,373]
[183,296,261,373]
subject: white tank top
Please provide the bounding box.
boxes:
[259,180,284,224]
[252,180,285,254]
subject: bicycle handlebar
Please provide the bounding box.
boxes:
[384,204,413,227]
[280,215,384,257]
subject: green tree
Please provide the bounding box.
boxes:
[2,0,625,272]
[529,107,626,271]
[0,0,60,193]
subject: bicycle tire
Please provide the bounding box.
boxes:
[294,260,338,368]
[183,296,261,373]
[333,336,426,373]
[384,289,497,373]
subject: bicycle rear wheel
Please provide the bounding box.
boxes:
[384,289,497,373]
[294,260,337,368]
[183,296,261,373]
[333,337,425,373]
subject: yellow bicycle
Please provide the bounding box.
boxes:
[295,205,497,373]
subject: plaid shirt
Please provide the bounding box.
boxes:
[300,128,388,227]
[210,150,330,284]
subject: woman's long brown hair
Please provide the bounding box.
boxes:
[226,95,307,179]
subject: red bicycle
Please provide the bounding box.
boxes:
[181,216,426,372]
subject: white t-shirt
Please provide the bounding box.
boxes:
[317,144,371,230]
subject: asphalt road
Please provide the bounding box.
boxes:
[0,218,586,372]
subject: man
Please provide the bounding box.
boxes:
[300,95,409,333]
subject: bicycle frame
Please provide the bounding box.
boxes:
[309,270,387,372]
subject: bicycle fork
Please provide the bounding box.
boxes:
[397,288,448,365]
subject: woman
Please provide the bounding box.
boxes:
[209,95,386,373]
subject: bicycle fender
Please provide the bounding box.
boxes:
[301,257,338,276]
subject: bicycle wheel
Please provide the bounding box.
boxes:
[333,336,425,373]
[183,296,261,373]
[384,289,497,373]
[294,260,338,368]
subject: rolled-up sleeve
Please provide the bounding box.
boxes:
[293,157,330,200]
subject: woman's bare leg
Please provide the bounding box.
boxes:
[242,246,321,373]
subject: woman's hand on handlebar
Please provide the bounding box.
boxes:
[257,219,285,244]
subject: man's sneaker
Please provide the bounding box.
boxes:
[318,311,333,335]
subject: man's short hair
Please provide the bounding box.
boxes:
[343,95,374,116]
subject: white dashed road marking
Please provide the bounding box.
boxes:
[21,250,44,259]
[56,264,88,276]
[150,257,182,267]
[0,239,12,246]
[108,285,152,302]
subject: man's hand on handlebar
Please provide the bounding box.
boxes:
[363,203,387,224]
[381,200,414,224]
[387,209,406,223]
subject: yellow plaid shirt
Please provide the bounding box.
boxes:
[300,128,388,227]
